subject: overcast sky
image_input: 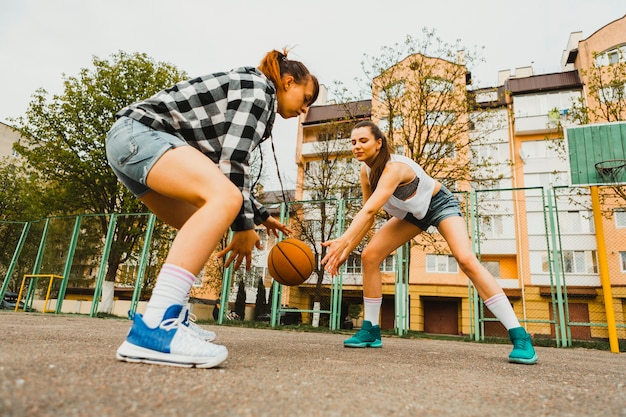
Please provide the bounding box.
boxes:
[1,0,624,190]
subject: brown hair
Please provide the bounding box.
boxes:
[353,120,392,191]
[258,49,319,105]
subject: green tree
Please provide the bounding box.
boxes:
[11,51,188,312]
[234,278,247,320]
[359,29,504,189]
[254,277,267,320]
[569,50,626,125]
[0,158,48,291]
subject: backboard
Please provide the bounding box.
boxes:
[565,121,626,186]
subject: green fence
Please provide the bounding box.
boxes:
[1,186,624,351]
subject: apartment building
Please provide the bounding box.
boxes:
[0,121,21,159]
[287,14,626,340]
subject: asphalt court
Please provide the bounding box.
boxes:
[1,312,624,417]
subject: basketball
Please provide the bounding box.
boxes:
[267,238,315,286]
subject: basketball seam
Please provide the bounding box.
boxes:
[282,240,315,269]
[276,244,308,282]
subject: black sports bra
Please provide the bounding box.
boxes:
[393,176,419,200]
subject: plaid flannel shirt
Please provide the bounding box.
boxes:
[116,66,275,231]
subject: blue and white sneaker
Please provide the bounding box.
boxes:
[116,304,228,368]
[181,305,217,342]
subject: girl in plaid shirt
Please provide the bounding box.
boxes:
[107,49,319,368]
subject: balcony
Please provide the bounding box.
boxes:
[301,139,352,157]
[514,111,577,135]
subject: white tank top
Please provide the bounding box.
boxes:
[365,154,436,220]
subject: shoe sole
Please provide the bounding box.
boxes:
[508,354,538,365]
[344,340,383,348]
[116,341,228,368]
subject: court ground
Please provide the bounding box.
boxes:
[0,312,624,417]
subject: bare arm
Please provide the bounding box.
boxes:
[321,162,407,275]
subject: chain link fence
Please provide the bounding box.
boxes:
[1,186,624,350]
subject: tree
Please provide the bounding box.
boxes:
[360,29,504,190]
[569,50,626,125]
[566,49,626,203]
[234,277,247,320]
[254,277,267,320]
[0,158,49,291]
[11,51,188,313]
[291,99,369,326]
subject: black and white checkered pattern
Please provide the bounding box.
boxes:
[117,66,276,231]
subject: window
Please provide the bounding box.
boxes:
[481,261,500,278]
[424,141,456,159]
[471,143,509,164]
[542,251,598,274]
[257,228,268,247]
[620,252,626,273]
[426,254,458,273]
[595,47,626,66]
[346,253,362,274]
[599,83,626,103]
[426,77,454,93]
[524,172,569,189]
[234,266,264,288]
[425,111,456,126]
[379,81,405,101]
[615,209,626,228]
[379,115,404,132]
[559,211,594,233]
[479,215,504,238]
[562,250,598,274]
[380,255,395,272]
[475,91,498,103]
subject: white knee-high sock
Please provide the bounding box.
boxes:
[363,296,382,326]
[143,264,196,328]
[484,293,521,330]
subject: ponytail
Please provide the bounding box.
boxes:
[353,120,392,191]
[258,48,319,104]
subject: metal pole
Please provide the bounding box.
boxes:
[91,214,117,317]
[546,187,568,347]
[0,222,30,301]
[270,202,287,328]
[56,215,83,313]
[331,198,345,331]
[469,191,480,341]
[25,219,50,311]
[590,185,619,353]
[219,230,235,325]
[130,213,157,315]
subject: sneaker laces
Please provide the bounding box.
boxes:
[512,334,529,350]
[353,328,372,338]
[159,314,195,336]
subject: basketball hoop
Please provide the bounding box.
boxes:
[594,159,626,184]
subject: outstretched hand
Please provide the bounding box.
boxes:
[262,216,293,238]
[321,239,350,277]
[216,229,262,271]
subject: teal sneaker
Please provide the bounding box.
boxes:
[344,320,382,348]
[508,327,538,365]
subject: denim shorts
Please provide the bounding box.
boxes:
[403,185,463,230]
[105,117,188,197]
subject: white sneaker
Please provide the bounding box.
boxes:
[116,305,228,368]
[181,305,217,342]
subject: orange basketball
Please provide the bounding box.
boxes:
[267,238,315,286]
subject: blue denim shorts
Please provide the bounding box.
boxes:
[403,185,463,230]
[105,117,188,197]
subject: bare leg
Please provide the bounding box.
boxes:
[140,146,243,275]
[361,217,422,298]
[436,216,503,300]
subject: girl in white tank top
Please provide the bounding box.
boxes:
[321,121,537,364]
